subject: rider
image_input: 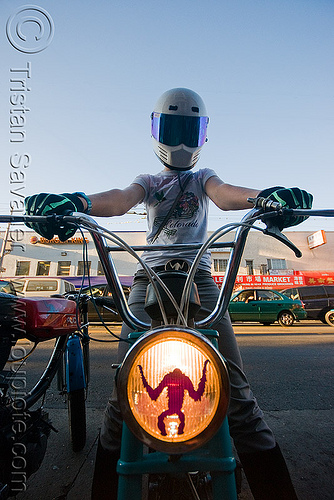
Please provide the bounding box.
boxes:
[25,88,312,500]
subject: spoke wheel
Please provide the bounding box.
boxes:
[68,388,86,452]
[278,311,294,327]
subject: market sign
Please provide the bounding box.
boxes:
[213,274,306,289]
[214,271,334,289]
[297,271,334,286]
[307,230,327,249]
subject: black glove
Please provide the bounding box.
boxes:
[258,186,313,230]
[24,192,91,241]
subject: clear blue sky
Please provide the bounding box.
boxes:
[1,0,333,232]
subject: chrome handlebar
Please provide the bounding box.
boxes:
[2,205,334,330]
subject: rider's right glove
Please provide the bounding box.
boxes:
[24,192,92,241]
[258,186,313,231]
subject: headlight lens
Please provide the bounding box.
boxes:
[117,327,230,454]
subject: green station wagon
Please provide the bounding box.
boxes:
[228,288,307,327]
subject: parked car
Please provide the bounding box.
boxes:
[14,277,76,297]
[78,283,130,323]
[228,288,307,327]
[0,279,18,295]
[281,285,334,326]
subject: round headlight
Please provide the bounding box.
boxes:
[117,326,230,454]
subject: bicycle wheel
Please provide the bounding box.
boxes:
[68,388,86,452]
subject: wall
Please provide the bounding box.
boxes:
[0,228,333,280]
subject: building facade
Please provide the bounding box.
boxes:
[1,228,334,290]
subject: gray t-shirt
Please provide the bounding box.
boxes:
[132,168,217,271]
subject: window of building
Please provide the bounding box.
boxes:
[245,260,254,275]
[267,258,287,270]
[57,261,71,276]
[15,261,30,276]
[77,261,91,276]
[213,259,228,273]
[97,261,104,276]
[36,261,51,276]
[260,264,268,275]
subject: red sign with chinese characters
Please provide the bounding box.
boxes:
[295,271,334,286]
[213,272,334,289]
[213,275,305,289]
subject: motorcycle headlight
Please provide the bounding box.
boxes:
[117,326,230,454]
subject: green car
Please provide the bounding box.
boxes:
[228,288,307,327]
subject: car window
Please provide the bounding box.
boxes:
[0,281,15,294]
[12,281,25,292]
[282,288,299,300]
[26,280,58,292]
[65,281,75,292]
[324,286,334,298]
[298,286,324,300]
[232,291,255,302]
[257,290,282,301]
[84,286,105,297]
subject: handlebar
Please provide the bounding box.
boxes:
[1,204,334,330]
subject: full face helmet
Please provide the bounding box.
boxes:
[151,88,209,170]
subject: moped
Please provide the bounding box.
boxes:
[1,200,333,499]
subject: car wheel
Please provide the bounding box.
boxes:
[324,310,334,327]
[278,311,294,327]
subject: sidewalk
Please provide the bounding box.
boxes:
[14,406,334,500]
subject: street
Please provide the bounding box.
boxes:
[10,321,334,499]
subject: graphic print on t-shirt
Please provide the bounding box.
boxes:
[153,191,200,239]
[154,190,167,206]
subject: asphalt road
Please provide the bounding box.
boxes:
[7,321,334,499]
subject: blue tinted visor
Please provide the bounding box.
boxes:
[151,113,209,147]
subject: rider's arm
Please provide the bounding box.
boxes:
[80,183,145,217]
[204,175,260,211]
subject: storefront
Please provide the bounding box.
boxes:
[1,228,334,291]
[213,271,334,290]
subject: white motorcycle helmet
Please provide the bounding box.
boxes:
[151,88,209,170]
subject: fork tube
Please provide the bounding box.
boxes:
[90,230,149,330]
[196,211,256,328]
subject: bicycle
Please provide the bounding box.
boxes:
[0,269,90,498]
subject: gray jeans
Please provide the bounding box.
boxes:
[100,271,276,454]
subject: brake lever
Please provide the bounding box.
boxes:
[247,197,302,258]
[261,217,302,258]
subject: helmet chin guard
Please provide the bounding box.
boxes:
[153,141,202,171]
[151,88,209,171]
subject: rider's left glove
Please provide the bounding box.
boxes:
[24,192,92,241]
[258,186,313,231]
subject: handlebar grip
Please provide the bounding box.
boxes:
[93,296,116,308]
[247,197,282,211]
